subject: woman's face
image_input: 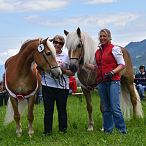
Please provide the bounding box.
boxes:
[53,38,64,53]
[99,31,109,45]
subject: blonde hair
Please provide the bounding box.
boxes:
[99,28,112,40]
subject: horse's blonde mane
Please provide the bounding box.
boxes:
[65,31,97,64]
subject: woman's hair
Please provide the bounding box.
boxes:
[98,28,112,40]
[50,35,65,45]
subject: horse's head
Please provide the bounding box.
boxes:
[34,38,62,78]
[64,27,84,73]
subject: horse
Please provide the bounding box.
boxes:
[4,38,62,137]
[64,27,143,131]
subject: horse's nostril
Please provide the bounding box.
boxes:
[69,65,78,73]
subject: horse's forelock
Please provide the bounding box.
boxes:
[46,39,56,57]
[65,32,81,51]
[65,31,97,64]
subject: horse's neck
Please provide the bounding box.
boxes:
[17,42,37,71]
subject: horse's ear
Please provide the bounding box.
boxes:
[77,27,81,38]
[64,30,69,36]
[42,37,48,43]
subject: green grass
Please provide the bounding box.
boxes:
[0,91,146,146]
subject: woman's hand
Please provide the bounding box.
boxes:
[85,63,97,71]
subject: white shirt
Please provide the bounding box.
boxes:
[41,51,70,89]
[112,46,125,65]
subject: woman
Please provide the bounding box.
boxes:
[41,35,74,135]
[86,29,127,134]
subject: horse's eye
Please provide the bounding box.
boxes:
[46,51,52,56]
[77,44,82,48]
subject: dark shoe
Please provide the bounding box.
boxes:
[43,131,52,136]
[118,130,127,134]
[59,128,67,133]
[104,130,112,134]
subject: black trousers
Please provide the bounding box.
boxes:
[42,85,69,132]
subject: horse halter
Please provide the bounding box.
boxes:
[37,39,60,70]
[70,39,84,65]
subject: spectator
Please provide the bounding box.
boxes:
[0,74,9,106]
[69,76,77,94]
[134,65,146,100]
[0,81,4,106]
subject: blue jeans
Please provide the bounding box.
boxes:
[98,81,126,133]
[136,84,146,100]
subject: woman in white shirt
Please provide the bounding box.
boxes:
[41,35,74,135]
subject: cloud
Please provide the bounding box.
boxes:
[35,12,139,29]
[0,0,69,12]
[85,0,117,4]
[96,13,139,27]
[0,49,19,65]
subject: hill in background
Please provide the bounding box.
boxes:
[125,39,146,72]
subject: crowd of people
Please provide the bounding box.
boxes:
[1,28,146,136]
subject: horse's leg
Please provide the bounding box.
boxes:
[10,97,22,137]
[82,88,94,131]
[27,95,35,137]
[126,83,143,118]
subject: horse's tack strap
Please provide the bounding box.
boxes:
[5,73,39,99]
[80,82,95,91]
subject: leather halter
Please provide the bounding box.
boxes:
[70,39,84,65]
[38,39,60,71]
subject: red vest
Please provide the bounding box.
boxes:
[95,43,120,82]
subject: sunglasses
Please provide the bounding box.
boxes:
[53,41,64,46]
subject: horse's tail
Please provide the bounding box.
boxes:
[120,84,144,120]
[4,98,28,125]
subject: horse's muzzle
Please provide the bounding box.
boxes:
[69,65,78,73]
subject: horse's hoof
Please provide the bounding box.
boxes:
[29,134,32,138]
[28,130,34,137]
[17,133,22,137]
[16,128,22,137]
[87,126,93,131]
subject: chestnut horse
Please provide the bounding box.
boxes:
[64,27,143,131]
[4,38,62,137]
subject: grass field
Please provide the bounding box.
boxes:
[0,91,146,146]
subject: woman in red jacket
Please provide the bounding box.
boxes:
[86,28,126,134]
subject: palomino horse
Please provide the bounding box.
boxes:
[4,38,62,137]
[64,27,143,131]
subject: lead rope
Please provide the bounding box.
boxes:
[43,70,68,89]
[58,75,67,89]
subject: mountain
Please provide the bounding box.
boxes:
[125,39,146,71]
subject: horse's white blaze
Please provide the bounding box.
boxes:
[46,39,56,57]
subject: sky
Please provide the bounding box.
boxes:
[0,0,146,65]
